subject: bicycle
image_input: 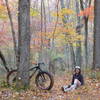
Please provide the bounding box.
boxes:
[7,62,54,90]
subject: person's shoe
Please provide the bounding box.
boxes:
[61,87,67,93]
[61,87,64,91]
[68,85,71,88]
[61,87,66,93]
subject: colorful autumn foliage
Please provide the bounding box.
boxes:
[78,6,94,21]
[47,26,83,44]
[49,7,84,47]
[51,8,75,18]
[0,4,7,19]
[31,23,84,50]
[0,0,84,50]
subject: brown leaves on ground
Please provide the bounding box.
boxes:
[0,74,100,100]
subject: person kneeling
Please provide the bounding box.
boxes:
[62,66,84,92]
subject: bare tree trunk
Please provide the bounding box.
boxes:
[43,0,47,35]
[93,0,100,69]
[70,45,76,69]
[47,0,51,22]
[5,0,18,68]
[79,0,91,68]
[60,0,65,8]
[84,17,88,68]
[17,0,30,88]
[51,0,59,50]
[0,51,9,72]
[38,0,43,63]
[66,0,70,8]
[75,0,82,67]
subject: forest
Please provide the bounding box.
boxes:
[0,0,100,100]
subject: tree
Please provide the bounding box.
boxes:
[0,51,9,72]
[17,0,31,88]
[60,0,76,68]
[93,0,100,69]
[79,0,92,68]
[5,0,18,68]
[75,0,82,67]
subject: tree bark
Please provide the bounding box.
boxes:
[93,0,100,69]
[17,0,31,88]
[84,17,88,68]
[75,0,82,67]
[70,45,76,69]
[5,0,18,68]
[79,0,91,68]
[0,51,9,72]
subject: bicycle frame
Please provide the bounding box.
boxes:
[29,65,43,79]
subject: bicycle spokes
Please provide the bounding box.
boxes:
[37,73,51,89]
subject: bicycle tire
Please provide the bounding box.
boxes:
[7,69,32,86]
[7,70,17,86]
[35,71,54,90]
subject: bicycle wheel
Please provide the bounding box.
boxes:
[35,71,54,90]
[7,70,17,86]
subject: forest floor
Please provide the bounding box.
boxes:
[0,72,100,100]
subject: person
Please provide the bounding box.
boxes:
[62,66,84,92]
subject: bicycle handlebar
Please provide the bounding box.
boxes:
[37,62,45,66]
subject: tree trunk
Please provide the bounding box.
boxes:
[0,51,9,72]
[93,0,100,69]
[70,45,76,69]
[84,17,88,68]
[5,0,18,68]
[79,0,89,68]
[17,0,30,89]
[60,0,65,9]
[66,0,70,8]
[75,0,82,67]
